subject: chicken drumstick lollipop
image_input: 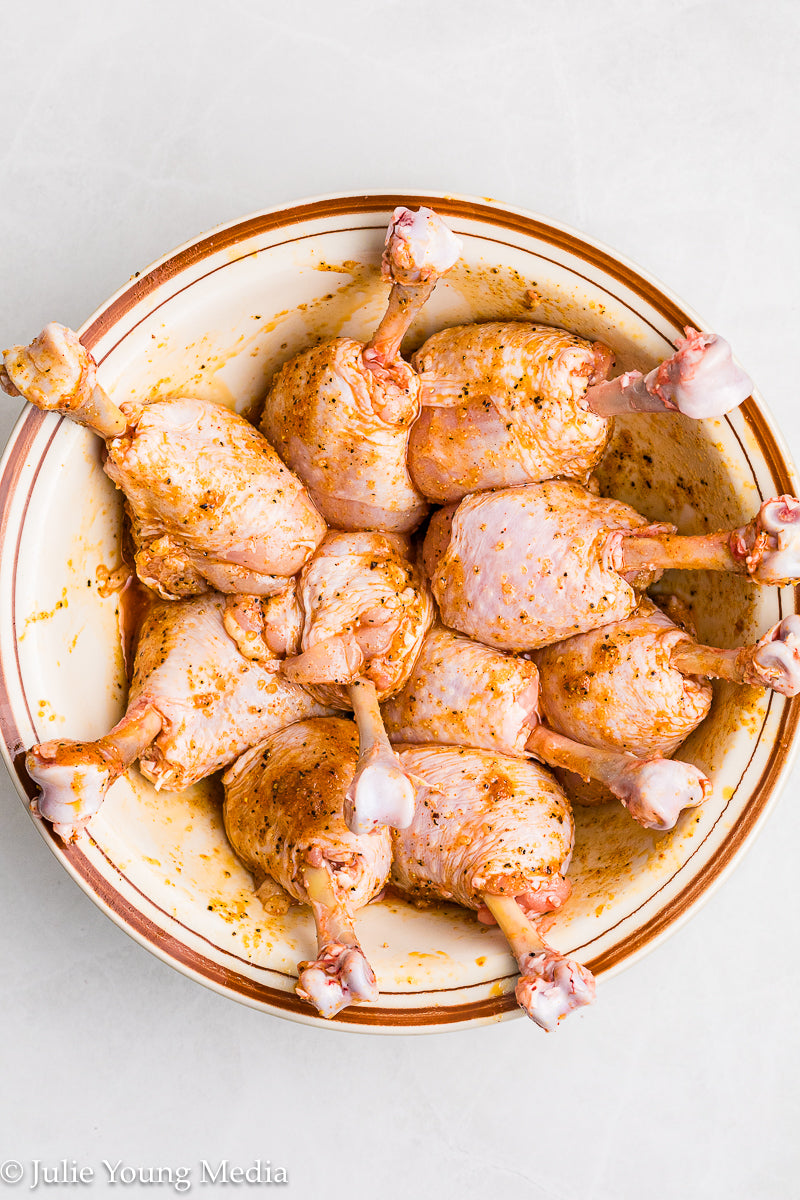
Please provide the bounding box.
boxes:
[1,324,326,598]
[26,593,331,840]
[382,625,710,831]
[392,743,595,1031]
[409,322,752,502]
[427,482,800,652]
[225,531,433,833]
[534,597,800,804]
[223,718,391,1019]
[273,531,435,834]
[261,206,462,533]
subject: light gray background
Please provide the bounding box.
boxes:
[1,3,798,1198]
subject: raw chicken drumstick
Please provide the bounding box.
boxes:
[223,718,392,1019]
[427,481,800,652]
[269,531,435,834]
[534,597,800,804]
[409,323,752,502]
[1,324,326,598]
[391,743,596,1030]
[25,593,331,840]
[261,206,462,532]
[382,625,710,831]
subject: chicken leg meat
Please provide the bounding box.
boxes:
[409,323,752,502]
[2,324,326,598]
[26,593,331,840]
[261,206,462,532]
[391,743,595,1030]
[223,718,391,1018]
[428,482,800,651]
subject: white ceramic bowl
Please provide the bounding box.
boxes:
[1,192,798,1032]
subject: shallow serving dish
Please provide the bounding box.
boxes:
[0,192,797,1032]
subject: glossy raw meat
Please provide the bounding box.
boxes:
[429,482,800,653]
[382,625,540,756]
[429,481,658,650]
[392,744,573,910]
[131,594,330,788]
[391,743,595,1030]
[223,718,391,1017]
[409,322,752,503]
[282,530,434,834]
[536,597,800,761]
[284,532,433,706]
[383,624,710,831]
[261,207,461,532]
[110,397,325,598]
[25,593,330,839]
[409,322,612,501]
[0,324,327,598]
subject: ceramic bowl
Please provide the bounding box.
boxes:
[1,192,797,1032]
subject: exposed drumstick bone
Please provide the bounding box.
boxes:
[25,706,163,841]
[525,724,710,832]
[670,614,800,694]
[482,893,595,1032]
[364,207,462,371]
[346,678,416,836]
[617,496,800,586]
[584,328,752,419]
[1,323,127,438]
[296,863,379,1019]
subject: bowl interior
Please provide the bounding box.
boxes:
[2,195,797,1030]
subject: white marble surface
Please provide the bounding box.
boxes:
[1,2,799,1197]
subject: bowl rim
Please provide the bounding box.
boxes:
[1,189,799,1033]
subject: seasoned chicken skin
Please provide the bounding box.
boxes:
[261,207,461,532]
[109,397,326,598]
[391,744,574,910]
[281,530,434,834]
[409,322,753,504]
[536,597,800,766]
[383,624,711,832]
[428,484,800,655]
[391,743,595,1029]
[262,338,429,532]
[536,599,712,761]
[131,594,331,790]
[25,593,331,839]
[382,625,540,756]
[223,718,391,1017]
[429,481,659,651]
[0,324,327,599]
[284,531,434,706]
[224,719,391,910]
[409,322,612,502]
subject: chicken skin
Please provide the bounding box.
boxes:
[392,743,595,1031]
[283,532,433,707]
[1,324,326,599]
[25,593,331,840]
[535,598,800,804]
[409,323,752,503]
[223,718,392,1019]
[428,481,659,650]
[267,530,435,835]
[383,625,710,831]
[428,482,800,652]
[224,530,435,834]
[261,206,462,532]
[409,323,613,502]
